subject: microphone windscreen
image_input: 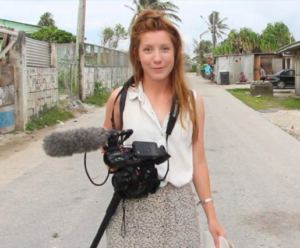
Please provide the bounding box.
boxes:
[43,127,110,157]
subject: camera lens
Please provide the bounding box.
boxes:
[112,172,131,191]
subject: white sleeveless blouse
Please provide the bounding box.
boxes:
[122,83,196,188]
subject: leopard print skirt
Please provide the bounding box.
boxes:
[106,182,202,248]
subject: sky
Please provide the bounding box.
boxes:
[1,0,300,57]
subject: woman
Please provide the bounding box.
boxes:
[103,9,225,248]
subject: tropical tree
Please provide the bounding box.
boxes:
[125,0,182,32]
[223,28,261,54]
[37,12,55,27]
[213,21,295,55]
[192,39,213,64]
[99,24,128,49]
[200,11,230,51]
[260,22,295,52]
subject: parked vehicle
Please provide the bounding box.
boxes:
[266,69,295,89]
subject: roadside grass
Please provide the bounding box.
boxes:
[83,93,110,106]
[26,106,74,131]
[227,88,300,111]
[25,82,112,131]
[83,82,110,106]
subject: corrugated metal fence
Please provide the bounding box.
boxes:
[25,37,51,68]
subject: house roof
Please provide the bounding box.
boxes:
[0,19,41,33]
[276,41,300,54]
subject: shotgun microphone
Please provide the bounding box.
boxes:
[43,127,110,157]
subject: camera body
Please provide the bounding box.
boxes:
[103,129,170,199]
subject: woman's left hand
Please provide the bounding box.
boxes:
[208,218,226,248]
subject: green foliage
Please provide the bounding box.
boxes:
[188,64,197,72]
[83,82,110,106]
[260,22,295,52]
[227,89,300,111]
[200,64,207,70]
[26,106,74,131]
[28,26,76,43]
[193,39,213,64]
[57,70,78,95]
[99,24,128,49]
[214,21,294,55]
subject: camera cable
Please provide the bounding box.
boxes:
[84,152,111,186]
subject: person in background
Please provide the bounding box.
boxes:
[239,72,247,82]
[205,64,211,79]
[260,65,266,81]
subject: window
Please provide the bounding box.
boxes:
[287,70,295,76]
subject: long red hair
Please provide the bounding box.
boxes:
[129,9,198,143]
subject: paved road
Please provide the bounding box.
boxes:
[1,73,300,248]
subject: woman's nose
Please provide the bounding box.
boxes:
[153,50,162,62]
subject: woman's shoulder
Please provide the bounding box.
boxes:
[189,89,203,103]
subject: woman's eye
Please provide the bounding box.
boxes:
[144,48,151,51]
[163,47,170,51]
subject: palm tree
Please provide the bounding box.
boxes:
[37,12,55,27]
[192,39,213,64]
[125,0,182,33]
[200,11,230,52]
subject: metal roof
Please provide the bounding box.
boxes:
[0,19,42,28]
[276,41,300,53]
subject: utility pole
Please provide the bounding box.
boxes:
[76,0,86,101]
[212,11,215,57]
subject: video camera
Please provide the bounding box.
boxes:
[103,129,170,199]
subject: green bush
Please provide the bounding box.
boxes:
[189,64,197,72]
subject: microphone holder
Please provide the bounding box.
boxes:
[90,192,121,248]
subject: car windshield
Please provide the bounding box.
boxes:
[274,70,285,75]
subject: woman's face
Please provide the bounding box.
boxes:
[138,30,175,84]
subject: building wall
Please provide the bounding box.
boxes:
[27,68,58,118]
[1,30,57,133]
[295,50,300,96]
[57,43,132,98]
[214,55,254,84]
[0,64,15,133]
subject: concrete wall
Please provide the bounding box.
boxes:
[27,68,58,118]
[0,63,15,133]
[0,30,57,133]
[214,55,254,84]
[84,67,132,97]
[57,43,132,98]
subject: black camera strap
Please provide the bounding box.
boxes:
[111,77,179,137]
[111,76,134,130]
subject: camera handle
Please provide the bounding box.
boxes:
[90,192,121,248]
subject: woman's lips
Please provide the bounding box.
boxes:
[153,67,164,71]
